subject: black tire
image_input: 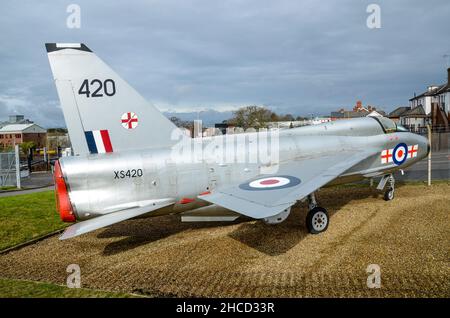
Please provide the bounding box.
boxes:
[306,207,329,234]
[384,187,394,201]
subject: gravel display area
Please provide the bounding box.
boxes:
[0,183,449,297]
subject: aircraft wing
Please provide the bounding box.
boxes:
[59,198,175,240]
[199,150,377,219]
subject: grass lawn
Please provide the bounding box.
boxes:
[0,278,138,298]
[0,191,67,251]
[0,186,17,191]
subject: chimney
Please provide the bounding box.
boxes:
[447,68,450,85]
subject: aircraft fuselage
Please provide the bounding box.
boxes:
[58,117,429,221]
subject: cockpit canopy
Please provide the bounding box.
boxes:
[371,116,408,133]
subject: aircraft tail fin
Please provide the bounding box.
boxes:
[46,43,183,156]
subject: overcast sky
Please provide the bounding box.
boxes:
[0,0,449,127]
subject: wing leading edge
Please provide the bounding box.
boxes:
[199,150,377,219]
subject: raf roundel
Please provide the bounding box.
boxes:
[392,143,408,165]
[239,175,301,191]
[121,112,139,130]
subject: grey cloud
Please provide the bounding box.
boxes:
[0,0,449,127]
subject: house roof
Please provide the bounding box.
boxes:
[410,68,450,100]
[410,84,449,101]
[0,124,46,133]
[0,119,33,129]
[400,105,428,118]
[388,106,410,117]
[330,110,368,118]
[367,110,384,117]
[435,83,450,94]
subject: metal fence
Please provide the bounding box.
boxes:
[0,152,16,187]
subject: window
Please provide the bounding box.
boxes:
[15,134,21,138]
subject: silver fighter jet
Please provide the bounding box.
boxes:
[46,43,430,240]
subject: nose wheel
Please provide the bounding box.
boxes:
[383,174,395,201]
[384,187,394,201]
[306,193,329,234]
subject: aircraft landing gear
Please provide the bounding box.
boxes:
[263,207,291,225]
[306,193,329,234]
[383,174,395,201]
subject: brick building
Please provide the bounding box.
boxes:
[331,101,385,120]
[0,124,47,150]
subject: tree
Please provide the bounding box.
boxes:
[169,116,193,130]
[47,128,68,134]
[280,114,295,121]
[227,106,273,130]
[169,116,183,127]
[270,112,279,122]
[20,141,35,156]
[20,141,36,172]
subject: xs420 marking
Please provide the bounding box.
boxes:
[114,169,143,179]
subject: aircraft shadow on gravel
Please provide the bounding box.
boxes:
[97,215,243,256]
[97,184,412,257]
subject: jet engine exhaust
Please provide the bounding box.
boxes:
[53,160,76,222]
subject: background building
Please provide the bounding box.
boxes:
[388,68,450,131]
[331,101,385,120]
[0,123,47,149]
[406,68,450,130]
[388,106,410,123]
[0,115,34,129]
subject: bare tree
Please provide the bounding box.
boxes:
[169,116,193,130]
[228,106,273,129]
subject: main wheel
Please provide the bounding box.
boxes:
[306,207,329,234]
[384,187,394,201]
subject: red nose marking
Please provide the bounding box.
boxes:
[260,179,280,185]
[398,149,403,157]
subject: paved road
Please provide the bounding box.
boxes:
[20,171,53,188]
[398,150,449,181]
[0,186,54,198]
[0,171,54,198]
